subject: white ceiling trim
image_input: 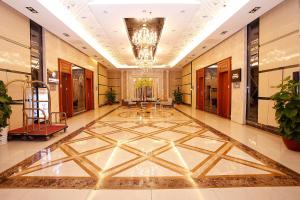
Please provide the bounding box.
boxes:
[169,0,250,67]
[37,0,121,68]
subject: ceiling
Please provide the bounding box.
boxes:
[3,0,284,69]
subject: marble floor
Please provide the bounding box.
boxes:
[0,105,300,199]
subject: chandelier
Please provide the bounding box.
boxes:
[132,21,157,70]
[132,24,157,48]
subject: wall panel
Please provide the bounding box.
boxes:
[44,31,98,111]
[191,29,247,124]
[0,1,31,129]
[169,70,182,98]
[258,0,300,127]
[108,70,121,102]
[98,64,108,106]
[181,63,192,105]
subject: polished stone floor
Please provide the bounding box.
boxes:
[0,105,300,199]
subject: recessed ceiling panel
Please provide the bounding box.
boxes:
[124,17,164,59]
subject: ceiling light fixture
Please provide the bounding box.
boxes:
[249,7,261,14]
[26,6,38,13]
[62,33,70,37]
[169,0,250,67]
[220,30,228,35]
[132,24,157,48]
[132,19,158,71]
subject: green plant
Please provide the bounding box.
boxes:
[173,90,183,104]
[105,89,116,104]
[0,80,12,131]
[271,76,300,143]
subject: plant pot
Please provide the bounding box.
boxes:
[0,126,8,145]
[282,137,300,152]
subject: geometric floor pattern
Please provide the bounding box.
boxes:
[0,107,300,189]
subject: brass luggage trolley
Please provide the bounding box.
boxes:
[6,79,67,140]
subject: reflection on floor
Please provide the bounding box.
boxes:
[0,107,300,189]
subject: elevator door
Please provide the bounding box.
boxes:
[219,71,229,118]
[217,58,231,119]
[61,73,72,117]
[86,77,93,110]
[196,68,205,110]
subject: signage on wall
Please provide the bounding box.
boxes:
[231,69,242,82]
[47,69,59,84]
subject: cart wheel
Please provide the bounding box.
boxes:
[27,136,35,141]
[21,135,27,141]
[7,135,13,141]
[64,128,67,133]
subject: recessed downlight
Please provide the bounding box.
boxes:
[220,31,228,35]
[62,33,70,37]
[26,7,38,13]
[249,7,261,14]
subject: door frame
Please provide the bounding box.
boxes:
[58,58,73,117]
[217,57,232,119]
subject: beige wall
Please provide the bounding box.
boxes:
[182,63,192,105]
[44,31,99,111]
[107,70,121,102]
[169,69,182,98]
[0,1,100,129]
[0,1,31,129]
[258,0,300,127]
[185,28,247,124]
[98,63,108,106]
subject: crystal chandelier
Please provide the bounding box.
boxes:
[132,20,157,70]
[132,24,157,48]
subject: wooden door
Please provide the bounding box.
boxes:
[217,58,231,119]
[58,59,73,117]
[85,69,94,111]
[196,68,205,110]
[61,73,72,117]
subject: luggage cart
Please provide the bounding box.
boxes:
[6,79,68,140]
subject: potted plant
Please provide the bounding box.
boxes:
[271,76,300,151]
[105,88,116,105]
[0,80,12,145]
[173,89,183,104]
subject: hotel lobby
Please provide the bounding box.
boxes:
[0,0,299,199]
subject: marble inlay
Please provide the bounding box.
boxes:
[0,107,300,189]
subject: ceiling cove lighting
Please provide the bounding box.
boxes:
[37,0,122,68]
[88,0,202,5]
[169,0,250,67]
